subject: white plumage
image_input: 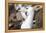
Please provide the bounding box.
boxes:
[20,5,34,29]
[15,4,41,29]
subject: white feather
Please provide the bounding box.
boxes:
[21,6,34,29]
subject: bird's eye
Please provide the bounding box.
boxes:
[25,12,27,16]
[33,22,35,24]
[18,8,20,10]
[13,16,16,19]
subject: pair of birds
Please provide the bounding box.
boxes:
[15,4,41,29]
[9,4,42,29]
